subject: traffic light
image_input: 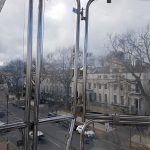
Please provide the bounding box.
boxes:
[107,0,111,3]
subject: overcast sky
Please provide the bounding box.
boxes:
[0,0,150,65]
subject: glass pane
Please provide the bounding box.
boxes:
[37,120,72,150]
[39,0,76,119]
[0,0,26,124]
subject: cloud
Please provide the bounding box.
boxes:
[0,0,150,63]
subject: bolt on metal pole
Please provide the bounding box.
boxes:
[82,0,95,122]
[25,0,33,150]
[73,0,80,117]
[33,0,44,149]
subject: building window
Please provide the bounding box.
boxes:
[88,83,91,89]
[105,94,107,103]
[135,84,140,93]
[98,75,101,79]
[114,84,117,90]
[114,95,117,104]
[46,86,48,92]
[144,75,147,79]
[89,93,96,102]
[99,94,101,102]
[112,75,115,78]
[99,84,101,89]
[104,75,108,79]
[122,75,125,78]
[94,83,96,88]
[120,84,123,91]
[105,84,107,89]
[121,96,124,105]
[128,84,131,91]
[112,68,119,73]
[89,93,92,102]
[94,93,96,101]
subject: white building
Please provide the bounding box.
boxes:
[71,57,150,115]
[40,76,66,101]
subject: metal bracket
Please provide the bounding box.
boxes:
[112,113,120,124]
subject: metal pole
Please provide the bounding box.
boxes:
[82,0,95,122]
[6,95,9,150]
[33,0,44,149]
[73,0,80,117]
[65,119,75,150]
[25,0,33,150]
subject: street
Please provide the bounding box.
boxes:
[0,102,143,150]
[0,90,146,150]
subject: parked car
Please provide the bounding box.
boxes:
[0,121,8,134]
[0,121,5,126]
[0,111,5,118]
[76,125,95,137]
[47,112,57,118]
[29,130,44,140]
[19,106,25,110]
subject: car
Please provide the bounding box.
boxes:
[76,125,83,134]
[48,112,57,118]
[76,125,95,137]
[0,121,8,134]
[19,106,25,110]
[0,111,5,118]
[0,121,5,126]
[29,130,44,140]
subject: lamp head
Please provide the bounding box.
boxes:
[107,0,111,3]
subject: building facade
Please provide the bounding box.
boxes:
[70,56,150,115]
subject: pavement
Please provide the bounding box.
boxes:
[0,141,20,150]
[131,134,150,149]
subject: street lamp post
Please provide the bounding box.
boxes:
[81,0,95,123]
[73,0,81,118]
[82,0,111,122]
[65,1,81,150]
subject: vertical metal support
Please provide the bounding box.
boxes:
[82,0,95,122]
[80,120,94,150]
[6,95,9,150]
[65,119,75,150]
[129,126,132,148]
[25,0,33,150]
[33,0,44,150]
[73,0,80,117]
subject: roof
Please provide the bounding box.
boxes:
[87,66,110,74]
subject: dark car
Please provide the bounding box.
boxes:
[47,112,57,118]
[0,111,5,118]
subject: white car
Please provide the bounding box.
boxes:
[76,125,95,137]
[29,130,44,139]
[0,121,5,126]
[76,125,83,134]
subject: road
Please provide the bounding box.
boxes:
[0,84,147,149]
[0,102,143,150]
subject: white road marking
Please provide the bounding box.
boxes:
[46,137,61,148]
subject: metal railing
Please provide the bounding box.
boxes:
[80,113,150,150]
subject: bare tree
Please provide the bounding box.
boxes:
[44,47,74,101]
[2,59,24,99]
[109,25,150,113]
